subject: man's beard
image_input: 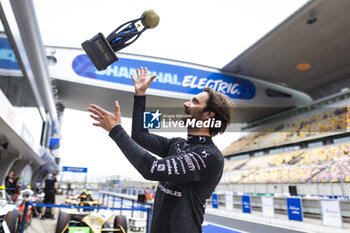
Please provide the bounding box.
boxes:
[180,108,204,127]
[180,109,191,122]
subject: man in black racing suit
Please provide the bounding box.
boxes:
[88,67,234,233]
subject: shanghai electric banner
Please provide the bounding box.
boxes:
[72,54,256,100]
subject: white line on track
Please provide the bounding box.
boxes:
[203,220,250,233]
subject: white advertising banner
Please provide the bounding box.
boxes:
[321,200,342,228]
[261,196,274,218]
[225,192,233,211]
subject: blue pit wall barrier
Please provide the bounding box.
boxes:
[19,199,153,233]
[97,191,153,218]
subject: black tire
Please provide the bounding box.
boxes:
[114,215,127,233]
[5,211,20,233]
[55,212,70,233]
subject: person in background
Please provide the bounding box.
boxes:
[40,172,58,219]
[71,183,75,195]
[78,189,87,202]
[5,170,16,195]
[67,182,71,195]
[12,174,19,195]
[86,190,94,201]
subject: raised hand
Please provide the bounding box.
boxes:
[88,101,122,132]
[130,66,157,96]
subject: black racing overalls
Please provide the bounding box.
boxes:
[109,95,224,233]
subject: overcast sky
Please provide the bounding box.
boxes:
[33,0,310,68]
[31,0,310,181]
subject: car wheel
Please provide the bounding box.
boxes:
[5,210,20,233]
[55,212,70,233]
[114,215,127,233]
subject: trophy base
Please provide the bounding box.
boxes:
[81,33,118,71]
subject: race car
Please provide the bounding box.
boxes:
[65,190,100,211]
[0,187,19,233]
[55,208,128,233]
[64,198,100,208]
[0,186,34,233]
[64,196,82,206]
[16,185,44,216]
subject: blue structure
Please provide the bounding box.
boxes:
[242,195,251,214]
[287,198,303,222]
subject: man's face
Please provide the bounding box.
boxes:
[9,171,14,177]
[182,92,209,121]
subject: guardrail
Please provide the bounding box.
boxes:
[209,192,350,229]
[98,190,153,218]
[211,193,350,218]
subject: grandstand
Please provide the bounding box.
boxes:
[219,91,350,196]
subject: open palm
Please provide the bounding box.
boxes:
[131,67,157,95]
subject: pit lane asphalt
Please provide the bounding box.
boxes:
[204,213,306,233]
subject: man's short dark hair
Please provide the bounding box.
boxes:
[202,87,235,136]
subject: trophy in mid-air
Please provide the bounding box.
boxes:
[82,10,160,71]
